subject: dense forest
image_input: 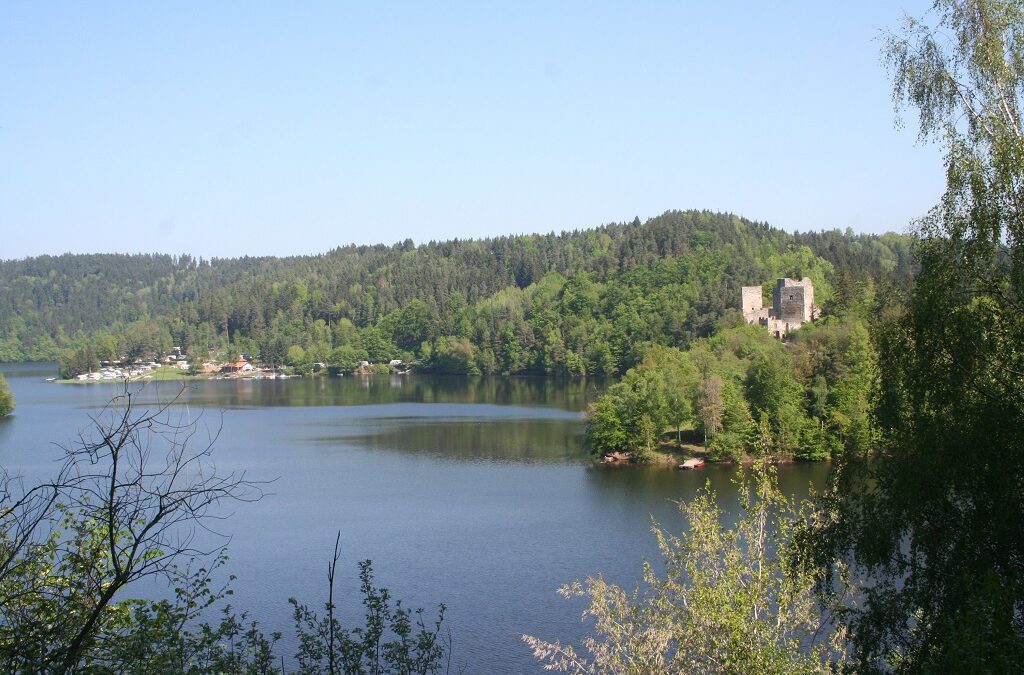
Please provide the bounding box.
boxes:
[4,0,1023,671]
[585,313,878,463]
[0,210,912,379]
[560,1,1024,671]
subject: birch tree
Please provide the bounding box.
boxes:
[805,1,1024,670]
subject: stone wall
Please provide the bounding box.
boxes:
[742,277,817,338]
[763,317,797,339]
[774,282,806,323]
[741,286,769,325]
[772,277,814,323]
[741,286,764,314]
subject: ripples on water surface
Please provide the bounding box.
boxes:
[0,365,828,673]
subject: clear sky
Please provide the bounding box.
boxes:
[1,1,943,260]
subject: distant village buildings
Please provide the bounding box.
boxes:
[742,277,820,338]
[221,358,254,374]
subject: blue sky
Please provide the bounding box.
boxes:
[1,1,942,260]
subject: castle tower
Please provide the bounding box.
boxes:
[772,277,814,324]
[741,286,768,324]
[742,286,763,313]
[742,278,815,338]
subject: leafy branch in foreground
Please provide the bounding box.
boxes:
[0,384,264,672]
[290,532,450,675]
[524,463,842,674]
[802,1,1024,671]
[0,386,454,674]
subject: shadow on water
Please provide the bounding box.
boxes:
[0,363,59,379]
[0,365,832,674]
[316,417,588,463]
[584,460,832,531]
[58,375,604,413]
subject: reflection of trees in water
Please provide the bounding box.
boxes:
[586,462,736,501]
[120,376,603,412]
[585,462,830,512]
[339,418,586,462]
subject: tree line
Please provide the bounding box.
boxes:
[544,1,1024,670]
[585,310,879,463]
[0,376,12,417]
[2,211,912,380]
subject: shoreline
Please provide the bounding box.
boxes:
[50,365,413,384]
[53,368,315,384]
[599,442,813,469]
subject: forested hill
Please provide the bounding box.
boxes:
[0,210,912,375]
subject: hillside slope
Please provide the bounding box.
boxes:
[0,210,912,375]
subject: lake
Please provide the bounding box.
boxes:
[0,364,829,673]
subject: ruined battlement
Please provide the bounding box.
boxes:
[741,286,764,314]
[742,277,818,338]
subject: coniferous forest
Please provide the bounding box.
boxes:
[0,210,912,379]
[5,0,1024,671]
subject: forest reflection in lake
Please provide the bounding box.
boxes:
[0,366,829,673]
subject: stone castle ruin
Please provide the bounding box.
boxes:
[742,277,819,338]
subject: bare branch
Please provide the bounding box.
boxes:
[0,383,268,672]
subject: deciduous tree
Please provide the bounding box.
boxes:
[0,386,261,671]
[697,375,724,446]
[0,375,12,416]
[805,1,1024,669]
[525,466,839,674]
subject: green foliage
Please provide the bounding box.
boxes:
[746,352,809,456]
[389,299,435,351]
[789,318,880,461]
[0,389,449,673]
[328,344,368,374]
[584,394,629,457]
[709,378,756,461]
[524,465,839,673]
[59,345,100,379]
[0,375,12,416]
[0,388,268,672]
[0,212,911,380]
[290,557,448,675]
[697,374,725,446]
[354,328,398,364]
[425,336,476,374]
[585,318,878,462]
[803,2,1024,670]
[287,344,313,375]
[646,345,699,444]
[66,554,281,674]
[585,367,671,460]
[260,334,289,369]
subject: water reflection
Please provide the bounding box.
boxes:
[321,417,586,463]
[0,365,831,673]
[59,375,603,413]
[0,362,60,379]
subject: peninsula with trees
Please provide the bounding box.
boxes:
[0,211,911,386]
[1,0,1022,670]
[1,210,908,464]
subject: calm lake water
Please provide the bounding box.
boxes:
[0,364,828,673]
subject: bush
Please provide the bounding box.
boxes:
[0,375,12,416]
[524,465,840,673]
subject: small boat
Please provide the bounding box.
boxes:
[679,458,705,470]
